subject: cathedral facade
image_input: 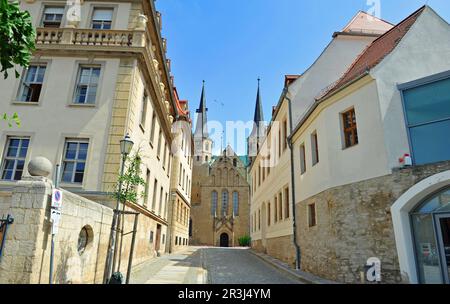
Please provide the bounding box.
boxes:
[190,83,250,247]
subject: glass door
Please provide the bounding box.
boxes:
[435,214,450,284]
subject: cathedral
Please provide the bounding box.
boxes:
[190,82,251,247]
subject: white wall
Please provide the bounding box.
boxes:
[372,7,450,169]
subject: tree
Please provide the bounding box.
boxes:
[0,0,35,127]
[112,153,146,205]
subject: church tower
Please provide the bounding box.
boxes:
[247,78,266,165]
[193,81,213,165]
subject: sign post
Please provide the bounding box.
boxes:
[49,164,62,284]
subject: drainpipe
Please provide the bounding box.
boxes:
[284,87,302,270]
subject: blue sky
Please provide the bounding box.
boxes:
[156,0,450,155]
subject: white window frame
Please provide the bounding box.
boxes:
[61,139,89,184]
[73,65,101,105]
[91,7,114,30]
[18,64,47,103]
[41,6,65,28]
[0,137,30,181]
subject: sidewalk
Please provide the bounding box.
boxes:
[249,250,338,284]
[130,247,207,284]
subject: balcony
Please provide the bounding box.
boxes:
[35,27,144,47]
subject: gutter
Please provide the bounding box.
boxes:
[283,87,302,270]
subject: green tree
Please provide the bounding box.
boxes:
[112,153,147,205]
[0,0,35,127]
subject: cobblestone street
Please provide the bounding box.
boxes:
[131,247,301,284]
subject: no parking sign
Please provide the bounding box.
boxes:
[51,189,63,209]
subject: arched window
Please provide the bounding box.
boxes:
[222,190,229,216]
[233,159,237,167]
[233,191,239,216]
[211,191,218,216]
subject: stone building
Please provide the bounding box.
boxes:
[249,11,393,267]
[286,6,450,283]
[190,85,250,247]
[0,0,190,281]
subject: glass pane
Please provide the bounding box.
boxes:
[416,189,450,213]
[86,86,97,104]
[19,141,29,158]
[4,160,15,170]
[75,86,87,103]
[14,161,24,181]
[90,68,100,83]
[36,66,46,83]
[439,217,450,281]
[409,119,450,165]
[404,77,450,126]
[2,169,13,180]
[92,22,102,29]
[79,68,91,84]
[62,162,74,182]
[78,144,88,160]
[412,214,443,283]
[101,22,112,30]
[25,66,37,83]
[65,143,78,159]
[7,146,18,158]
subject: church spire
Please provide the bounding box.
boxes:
[194,80,208,139]
[253,78,264,124]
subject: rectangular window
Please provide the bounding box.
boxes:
[278,128,281,158]
[152,179,158,211]
[401,76,450,165]
[42,6,64,27]
[91,8,113,30]
[149,231,154,243]
[144,169,151,207]
[74,66,100,104]
[1,137,30,181]
[300,143,306,174]
[284,187,290,219]
[274,196,278,223]
[283,119,288,151]
[162,143,167,169]
[140,92,148,129]
[158,186,163,216]
[157,130,162,159]
[267,203,271,226]
[150,113,156,145]
[342,108,358,148]
[179,164,182,186]
[311,131,319,166]
[308,203,317,227]
[61,139,88,184]
[18,64,46,102]
[278,192,283,221]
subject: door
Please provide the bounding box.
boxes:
[435,214,450,283]
[155,224,162,252]
[220,233,229,247]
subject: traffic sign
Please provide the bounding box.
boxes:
[52,189,63,209]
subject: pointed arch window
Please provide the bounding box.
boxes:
[233,191,239,216]
[211,191,218,216]
[222,190,229,216]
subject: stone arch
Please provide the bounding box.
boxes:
[391,170,450,284]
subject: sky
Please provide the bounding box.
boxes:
[155,0,450,155]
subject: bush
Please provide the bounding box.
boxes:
[238,235,251,247]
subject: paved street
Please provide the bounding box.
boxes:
[131,247,301,284]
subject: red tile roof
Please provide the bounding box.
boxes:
[284,74,301,87]
[317,6,426,101]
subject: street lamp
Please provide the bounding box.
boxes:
[104,134,134,283]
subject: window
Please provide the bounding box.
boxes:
[144,169,150,207]
[178,164,182,185]
[311,131,319,166]
[205,155,209,162]
[233,159,237,167]
[222,190,229,216]
[1,137,30,181]
[308,203,317,227]
[91,8,113,29]
[342,108,358,148]
[163,143,167,169]
[233,191,239,216]
[61,140,88,184]
[258,209,261,230]
[284,188,290,219]
[42,6,64,27]
[211,191,218,216]
[278,128,281,158]
[158,186,163,216]
[401,75,450,165]
[283,119,288,151]
[152,179,158,211]
[18,64,46,102]
[274,196,278,223]
[268,202,271,226]
[74,66,100,104]
[299,143,306,174]
[157,130,162,159]
[149,231,154,243]
[278,192,283,221]
[150,113,157,145]
[140,92,148,128]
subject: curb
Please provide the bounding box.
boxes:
[248,249,337,284]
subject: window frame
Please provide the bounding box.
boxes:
[139,91,148,131]
[341,108,359,149]
[90,7,114,30]
[73,65,101,105]
[40,5,65,28]
[311,131,319,166]
[17,64,47,103]
[308,203,317,227]
[61,139,89,185]
[299,143,306,175]
[0,137,30,181]
[398,70,450,166]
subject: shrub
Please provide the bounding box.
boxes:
[238,235,251,247]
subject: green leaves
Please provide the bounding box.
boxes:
[112,153,147,205]
[0,0,36,79]
[2,112,21,127]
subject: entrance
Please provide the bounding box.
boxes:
[155,224,162,252]
[220,233,229,247]
[411,187,450,283]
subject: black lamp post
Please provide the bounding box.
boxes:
[104,134,134,283]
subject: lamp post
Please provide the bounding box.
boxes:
[104,134,134,283]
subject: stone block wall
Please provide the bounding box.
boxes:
[295,161,450,283]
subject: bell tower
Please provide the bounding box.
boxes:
[193,81,213,165]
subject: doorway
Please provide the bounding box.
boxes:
[220,233,229,247]
[155,224,162,253]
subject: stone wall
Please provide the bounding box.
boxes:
[295,161,450,283]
